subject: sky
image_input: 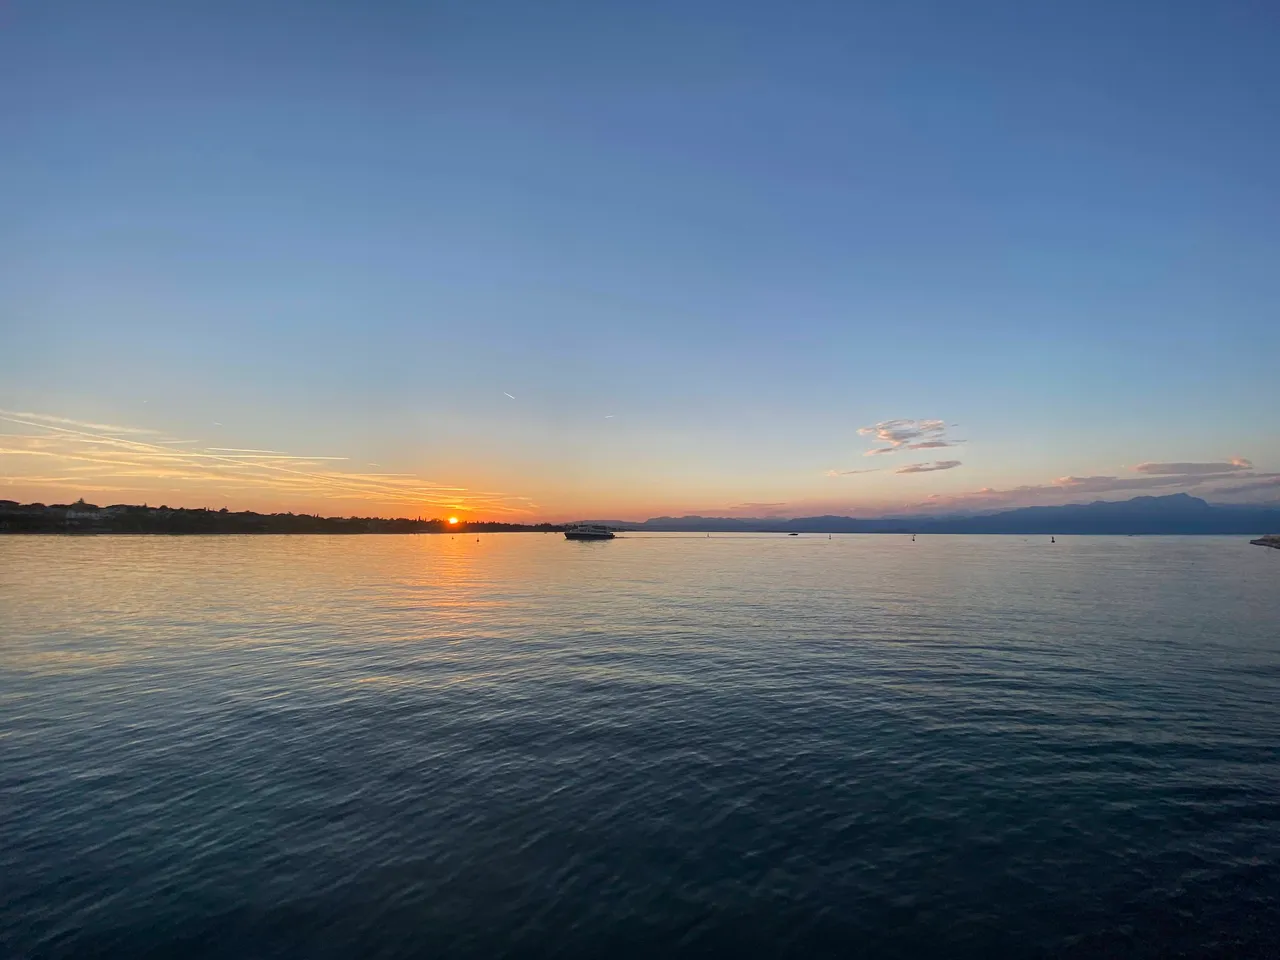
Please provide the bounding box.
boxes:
[2,0,1278,520]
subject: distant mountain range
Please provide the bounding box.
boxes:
[586,494,1280,535]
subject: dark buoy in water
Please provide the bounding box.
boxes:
[1051,535,1056,544]
[912,533,916,542]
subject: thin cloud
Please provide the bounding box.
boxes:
[0,411,535,515]
[897,460,962,474]
[1203,474,1280,497]
[1133,458,1252,476]
[0,477,138,493]
[0,410,158,436]
[208,447,290,454]
[726,501,789,516]
[825,468,878,477]
[177,453,351,461]
[1051,474,1211,493]
[917,458,1271,511]
[905,440,959,451]
[859,418,958,456]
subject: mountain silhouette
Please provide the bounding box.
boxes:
[623,494,1279,535]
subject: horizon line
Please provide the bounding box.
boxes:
[3,490,1271,528]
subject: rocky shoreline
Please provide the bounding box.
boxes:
[1250,534,1280,549]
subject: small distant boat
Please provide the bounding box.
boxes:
[564,523,615,541]
[788,532,799,536]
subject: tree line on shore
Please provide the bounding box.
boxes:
[0,500,564,534]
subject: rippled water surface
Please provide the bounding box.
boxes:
[3,534,1279,958]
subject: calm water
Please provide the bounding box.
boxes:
[2,534,1278,958]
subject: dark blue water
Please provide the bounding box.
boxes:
[3,534,1278,958]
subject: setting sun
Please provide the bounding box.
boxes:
[448,517,458,524]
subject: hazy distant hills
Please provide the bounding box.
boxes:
[589,494,1280,535]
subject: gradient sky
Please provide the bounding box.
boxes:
[3,1,1278,520]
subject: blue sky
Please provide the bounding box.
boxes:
[2,0,1278,518]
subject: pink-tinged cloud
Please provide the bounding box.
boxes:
[718,501,790,517]
[858,418,953,456]
[825,468,878,477]
[1207,474,1280,496]
[1053,471,1255,492]
[896,460,962,474]
[916,459,1271,512]
[1132,458,1252,475]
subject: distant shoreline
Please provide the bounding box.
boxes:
[2,530,1274,540]
[3,493,1279,537]
[0,530,567,536]
[0,501,564,536]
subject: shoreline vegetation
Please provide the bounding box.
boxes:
[2,494,1278,538]
[0,500,563,535]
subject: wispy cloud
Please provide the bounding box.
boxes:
[897,460,962,474]
[1207,474,1280,497]
[178,453,351,460]
[725,501,789,517]
[1133,458,1252,476]
[858,418,961,457]
[208,447,290,454]
[917,457,1272,511]
[0,410,159,435]
[0,411,533,515]
[1053,474,1231,493]
[825,468,878,477]
[0,477,139,494]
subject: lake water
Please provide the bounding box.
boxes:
[2,534,1278,958]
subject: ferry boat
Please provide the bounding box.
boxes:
[564,523,615,541]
